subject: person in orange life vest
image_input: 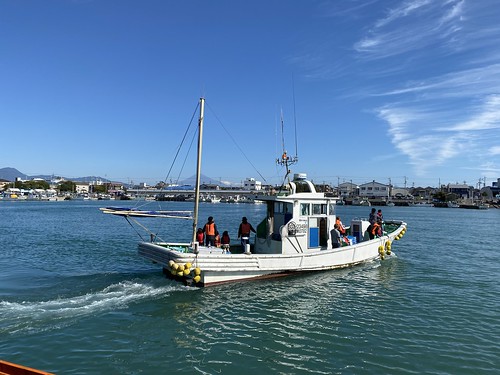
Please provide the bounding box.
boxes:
[335,216,346,236]
[221,230,231,253]
[196,228,204,245]
[238,217,256,248]
[203,216,218,247]
[377,209,384,233]
[369,219,382,239]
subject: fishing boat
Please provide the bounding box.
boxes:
[125,98,408,286]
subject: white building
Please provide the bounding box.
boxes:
[338,182,358,198]
[75,183,90,194]
[244,178,262,191]
[358,180,390,199]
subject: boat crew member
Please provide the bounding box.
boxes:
[203,216,218,247]
[196,228,204,245]
[335,216,346,235]
[369,208,377,225]
[238,217,256,250]
[369,219,383,239]
[377,209,384,233]
[331,224,341,248]
[221,231,231,253]
[377,209,383,221]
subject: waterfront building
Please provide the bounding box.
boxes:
[358,180,390,200]
[244,177,262,191]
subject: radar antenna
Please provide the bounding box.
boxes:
[276,109,298,184]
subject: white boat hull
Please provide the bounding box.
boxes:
[138,222,406,286]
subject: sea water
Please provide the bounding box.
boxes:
[0,200,499,374]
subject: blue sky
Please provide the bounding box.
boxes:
[1,0,499,188]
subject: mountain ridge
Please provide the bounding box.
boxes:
[0,167,230,186]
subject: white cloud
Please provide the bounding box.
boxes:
[354,0,465,59]
[489,146,500,156]
[375,0,433,28]
[447,95,500,131]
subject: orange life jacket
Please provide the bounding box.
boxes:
[205,222,216,236]
[335,218,346,234]
[371,223,381,236]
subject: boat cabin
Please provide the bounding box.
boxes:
[255,173,343,254]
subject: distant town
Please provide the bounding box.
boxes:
[1,169,499,209]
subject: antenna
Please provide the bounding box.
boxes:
[292,74,299,159]
[276,112,298,181]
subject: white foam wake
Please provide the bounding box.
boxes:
[0,280,183,335]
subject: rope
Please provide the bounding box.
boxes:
[163,102,200,185]
[206,102,267,182]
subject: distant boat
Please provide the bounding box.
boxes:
[105,98,408,287]
[386,201,395,207]
[205,194,220,203]
[352,198,371,206]
[447,201,460,208]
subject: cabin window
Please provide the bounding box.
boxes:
[295,181,311,193]
[312,204,326,215]
[300,203,310,216]
[329,203,335,215]
[275,202,292,214]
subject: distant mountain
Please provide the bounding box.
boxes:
[179,174,231,186]
[0,167,110,183]
[0,167,27,181]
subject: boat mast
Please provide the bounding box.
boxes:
[276,111,298,183]
[192,97,205,245]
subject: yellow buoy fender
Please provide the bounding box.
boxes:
[178,264,185,272]
[172,263,179,270]
[185,262,192,269]
[193,275,201,283]
[168,260,175,267]
[378,245,384,254]
[183,268,190,276]
[194,267,201,276]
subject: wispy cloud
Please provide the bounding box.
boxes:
[354,1,500,179]
[374,0,433,28]
[489,146,500,156]
[377,64,500,98]
[377,91,500,176]
[354,0,464,59]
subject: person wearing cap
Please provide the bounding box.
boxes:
[238,217,256,250]
[203,216,218,247]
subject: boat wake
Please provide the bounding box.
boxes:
[0,280,186,335]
